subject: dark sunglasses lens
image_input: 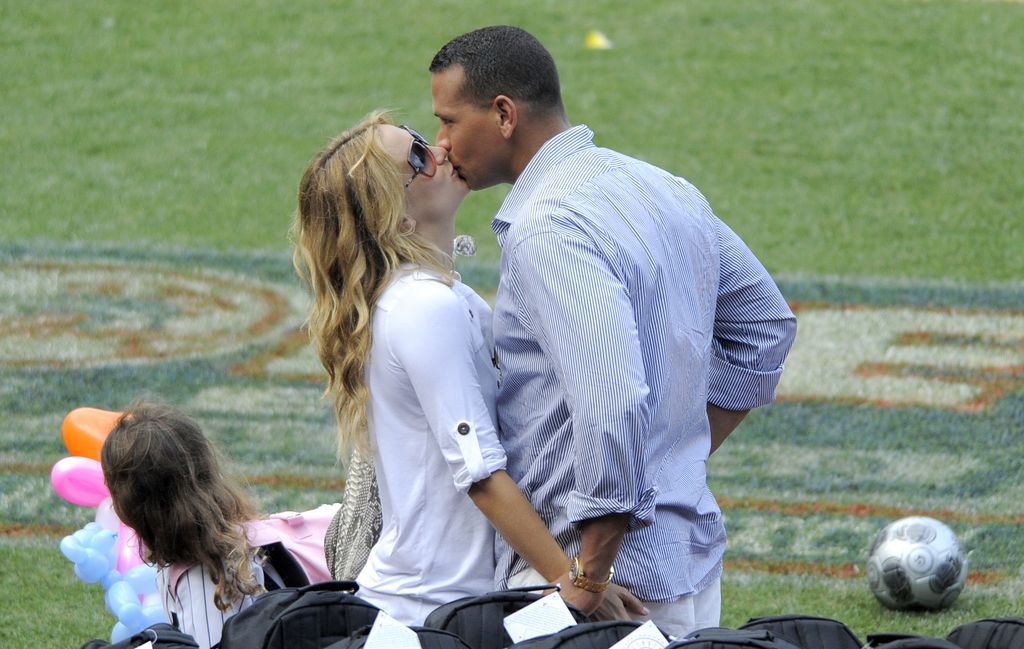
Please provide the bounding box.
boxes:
[409,140,435,176]
[409,141,430,172]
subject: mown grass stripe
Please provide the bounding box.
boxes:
[1,522,1010,589]
[719,496,1024,525]
[9,457,1016,525]
[3,461,345,492]
[0,522,76,537]
[723,558,1007,585]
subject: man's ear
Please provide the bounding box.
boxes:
[493,95,517,139]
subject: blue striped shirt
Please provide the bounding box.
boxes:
[491,125,796,601]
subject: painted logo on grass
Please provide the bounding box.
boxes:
[777,304,1024,411]
[0,259,299,368]
[2,254,1022,588]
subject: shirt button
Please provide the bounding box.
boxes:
[457,422,471,435]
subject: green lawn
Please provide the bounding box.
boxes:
[2,0,1021,282]
[2,0,1023,646]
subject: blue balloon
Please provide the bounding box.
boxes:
[75,548,110,583]
[124,563,158,596]
[72,527,92,545]
[60,535,85,563]
[106,580,142,626]
[101,569,122,590]
[140,603,168,628]
[110,622,131,644]
[88,529,117,553]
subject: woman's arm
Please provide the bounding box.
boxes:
[469,471,647,618]
[468,469,567,582]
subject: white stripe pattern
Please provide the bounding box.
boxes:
[157,561,263,649]
[491,125,796,601]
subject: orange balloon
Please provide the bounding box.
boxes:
[62,407,123,460]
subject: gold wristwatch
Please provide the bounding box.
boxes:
[569,556,614,593]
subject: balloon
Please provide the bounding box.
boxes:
[106,580,143,628]
[63,522,118,584]
[88,529,117,552]
[74,549,109,584]
[62,407,122,460]
[115,523,145,574]
[140,604,168,628]
[101,569,122,590]
[110,622,131,644]
[51,456,109,506]
[124,563,157,596]
[95,497,121,532]
[60,535,86,563]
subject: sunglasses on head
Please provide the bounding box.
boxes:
[398,125,438,188]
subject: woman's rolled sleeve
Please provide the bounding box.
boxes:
[386,279,507,493]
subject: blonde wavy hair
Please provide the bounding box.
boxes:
[101,399,262,611]
[292,111,451,459]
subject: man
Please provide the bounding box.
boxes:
[430,26,797,637]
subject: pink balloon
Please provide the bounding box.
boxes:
[115,523,146,574]
[51,457,110,507]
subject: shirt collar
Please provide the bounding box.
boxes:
[493,124,595,229]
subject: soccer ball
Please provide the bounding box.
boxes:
[866,516,968,610]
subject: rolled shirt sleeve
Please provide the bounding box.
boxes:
[708,216,797,411]
[385,279,507,492]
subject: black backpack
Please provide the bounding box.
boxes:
[507,620,645,648]
[866,637,962,649]
[947,617,1024,649]
[217,580,379,649]
[79,623,199,649]
[739,614,863,649]
[423,586,591,649]
[326,624,474,649]
[667,627,805,649]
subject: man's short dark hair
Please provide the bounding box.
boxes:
[430,25,564,115]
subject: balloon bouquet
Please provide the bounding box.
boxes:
[51,408,168,642]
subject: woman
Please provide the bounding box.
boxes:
[291,112,580,624]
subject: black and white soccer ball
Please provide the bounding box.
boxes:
[866,516,968,610]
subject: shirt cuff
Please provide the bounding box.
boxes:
[708,354,784,411]
[451,448,507,493]
[567,486,658,530]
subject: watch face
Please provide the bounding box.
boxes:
[569,558,581,581]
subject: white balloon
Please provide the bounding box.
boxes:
[95,497,121,532]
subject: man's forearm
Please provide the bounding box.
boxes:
[576,513,630,581]
[707,403,749,454]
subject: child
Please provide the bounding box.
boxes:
[101,399,265,649]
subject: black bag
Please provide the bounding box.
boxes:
[867,633,925,647]
[217,580,379,649]
[667,627,805,649]
[423,585,590,649]
[866,636,961,649]
[79,623,199,649]
[947,617,1024,649]
[739,614,863,649]
[508,620,644,648]
[326,624,474,649]
[260,540,314,589]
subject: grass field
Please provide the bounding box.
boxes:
[2,0,1023,646]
